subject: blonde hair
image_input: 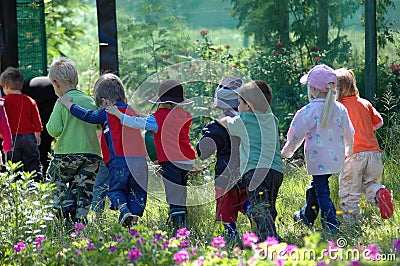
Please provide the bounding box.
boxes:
[308,83,336,128]
[48,58,78,88]
[334,68,359,101]
[93,73,127,107]
[0,67,24,90]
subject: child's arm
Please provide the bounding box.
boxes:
[0,106,12,152]
[58,95,106,124]
[281,111,307,158]
[34,132,41,146]
[105,105,158,132]
[58,95,74,110]
[342,108,355,157]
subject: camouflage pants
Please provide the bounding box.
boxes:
[46,154,101,222]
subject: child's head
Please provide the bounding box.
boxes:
[48,58,78,96]
[149,79,192,105]
[334,68,359,101]
[237,80,272,113]
[0,67,24,92]
[213,76,243,111]
[300,64,337,128]
[93,73,127,107]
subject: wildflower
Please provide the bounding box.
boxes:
[74,248,82,256]
[225,44,231,49]
[242,233,258,247]
[316,261,328,266]
[347,261,362,266]
[390,64,400,72]
[129,229,140,237]
[162,54,171,59]
[87,241,96,251]
[264,237,279,246]
[281,244,298,256]
[114,235,124,242]
[162,241,169,249]
[392,238,400,253]
[348,210,353,214]
[128,248,142,262]
[200,30,209,36]
[310,46,320,52]
[153,233,165,243]
[365,244,380,260]
[174,249,190,265]
[176,227,190,239]
[74,223,85,233]
[181,49,188,54]
[313,57,320,62]
[273,50,282,55]
[136,237,145,247]
[195,257,205,266]
[336,210,343,215]
[109,245,117,253]
[214,252,223,258]
[274,258,284,266]
[178,240,190,249]
[35,236,46,249]
[276,40,283,47]
[190,247,197,255]
[13,242,26,253]
[211,236,226,248]
[70,232,77,237]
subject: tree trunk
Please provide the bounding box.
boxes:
[277,0,290,46]
[317,0,329,49]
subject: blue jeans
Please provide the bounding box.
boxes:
[107,157,148,216]
[91,160,109,213]
[159,162,190,215]
[299,174,339,230]
[7,133,42,181]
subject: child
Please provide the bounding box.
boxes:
[0,67,43,181]
[106,79,196,232]
[219,80,284,242]
[196,76,250,241]
[46,58,102,225]
[58,73,148,227]
[335,67,393,223]
[0,97,12,167]
[281,64,354,233]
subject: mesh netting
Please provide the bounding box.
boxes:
[16,0,47,79]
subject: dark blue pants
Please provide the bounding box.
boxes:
[91,160,109,213]
[107,157,148,216]
[299,174,339,230]
[159,162,189,216]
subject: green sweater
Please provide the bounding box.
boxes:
[46,89,101,156]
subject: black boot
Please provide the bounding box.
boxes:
[170,212,186,234]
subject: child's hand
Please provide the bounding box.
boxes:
[105,105,123,118]
[217,117,229,128]
[58,96,73,109]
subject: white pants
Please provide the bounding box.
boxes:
[339,151,384,223]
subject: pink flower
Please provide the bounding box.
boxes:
[190,247,197,255]
[390,64,400,72]
[200,30,209,36]
[195,257,205,266]
[365,244,380,261]
[109,245,117,253]
[264,237,279,246]
[225,44,231,49]
[274,258,284,266]
[174,249,190,264]
[74,223,85,233]
[178,240,190,249]
[242,233,258,247]
[74,248,82,256]
[176,227,190,239]
[129,229,140,237]
[114,235,124,242]
[35,236,46,249]
[128,248,142,262]
[276,40,283,47]
[316,262,328,266]
[162,240,169,249]
[393,238,400,253]
[13,242,26,253]
[347,261,362,266]
[211,236,226,248]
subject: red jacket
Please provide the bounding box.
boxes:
[153,107,196,163]
[102,107,147,163]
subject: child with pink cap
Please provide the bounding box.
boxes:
[281,64,354,233]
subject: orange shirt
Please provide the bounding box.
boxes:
[340,96,383,154]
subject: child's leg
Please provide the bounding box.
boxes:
[160,162,188,230]
[361,152,384,203]
[297,184,319,226]
[126,157,148,223]
[339,153,365,223]
[215,187,240,238]
[268,169,283,221]
[92,160,109,215]
[312,174,339,231]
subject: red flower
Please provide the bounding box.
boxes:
[200,30,209,36]
[224,44,231,49]
[390,64,400,72]
[181,49,188,54]
[161,54,171,59]
[273,50,282,55]
[276,40,282,47]
[313,56,320,62]
[310,46,320,52]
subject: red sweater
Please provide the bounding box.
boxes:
[4,93,43,135]
[153,107,196,163]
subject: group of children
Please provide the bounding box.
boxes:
[0,59,394,240]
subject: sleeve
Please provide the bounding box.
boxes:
[226,116,244,138]
[281,110,307,158]
[31,100,43,132]
[196,122,219,160]
[342,108,355,157]
[369,103,384,130]
[120,114,158,132]
[46,102,65,137]
[0,107,12,152]
[70,104,106,124]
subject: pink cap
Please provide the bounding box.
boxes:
[300,64,337,92]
